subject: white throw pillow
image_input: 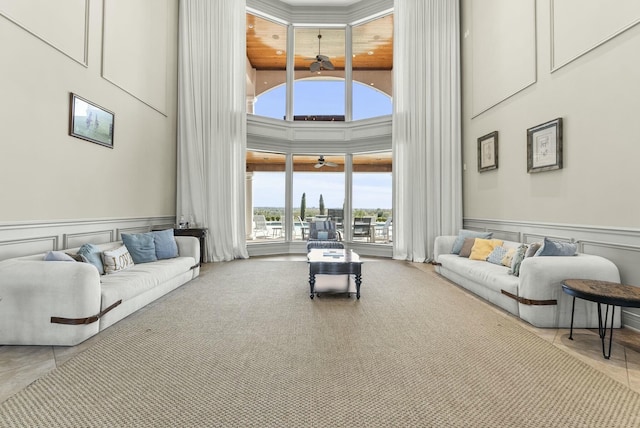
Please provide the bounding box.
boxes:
[102,245,135,274]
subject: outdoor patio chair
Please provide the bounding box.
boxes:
[253,215,270,239]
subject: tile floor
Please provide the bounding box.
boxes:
[2,259,640,404]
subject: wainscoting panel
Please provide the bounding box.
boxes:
[0,217,175,261]
[0,236,58,260]
[488,229,520,242]
[464,218,640,330]
[64,230,114,250]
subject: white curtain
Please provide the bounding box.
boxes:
[177,0,249,262]
[392,0,462,262]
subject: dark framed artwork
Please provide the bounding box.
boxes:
[527,118,562,173]
[69,93,114,148]
[477,131,498,172]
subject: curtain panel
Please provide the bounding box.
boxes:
[392,0,462,262]
[177,0,249,262]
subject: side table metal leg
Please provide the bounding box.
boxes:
[598,304,615,360]
[569,296,576,340]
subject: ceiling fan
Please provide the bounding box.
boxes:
[314,156,338,168]
[309,31,334,72]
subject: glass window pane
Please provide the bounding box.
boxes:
[352,152,392,243]
[247,14,287,119]
[293,154,345,240]
[246,151,286,241]
[294,27,345,120]
[352,14,393,121]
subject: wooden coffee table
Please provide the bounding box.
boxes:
[562,279,640,359]
[307,249,363,299]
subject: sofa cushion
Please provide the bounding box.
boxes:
[100,257,196,307]
[469,239,503,261]
[77,243,105,275]
[102,245,135,274]
[152,229,179,259]
[122,233,158,264]
[536,237,577,256]
[451,230,493,254]
[458,238,476,258]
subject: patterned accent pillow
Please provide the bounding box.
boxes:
[487,246,509,265]
[501,248,516,267]
[509,244,528,277]
[102,245,135,274]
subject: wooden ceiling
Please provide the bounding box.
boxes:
[246,13,393,71]
[246,151,392,172]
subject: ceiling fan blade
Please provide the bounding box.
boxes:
[325,161,338,167]
[321,60,335,70]
[314,163,324,168]
[310,61,321,72]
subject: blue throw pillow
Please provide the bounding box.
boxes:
[536,237,577,256]
[451,230,493,254]
[122,233,157,264]
[77,243,105,275]
[152,229,179,259]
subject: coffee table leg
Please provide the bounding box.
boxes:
[309,273,316,299]
[355,273,361,299]
[598,303,615,359]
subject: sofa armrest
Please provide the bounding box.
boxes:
[433,236,456,262]
[518,254,621,328]
[175,235,200,264]
[519,254,620,302]
[0,260,102,345]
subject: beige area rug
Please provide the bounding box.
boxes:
[1,259,640,427]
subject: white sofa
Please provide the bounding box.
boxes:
[433,235,621,328]
[0,236,200,346]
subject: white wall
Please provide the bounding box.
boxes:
[461,0,640,228]
[0,0,178,223]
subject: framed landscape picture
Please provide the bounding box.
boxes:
[477,131,498,172]
[527,118,562,173]
[69,93,114,148]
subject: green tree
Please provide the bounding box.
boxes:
[319,194,325,215]
[300,193,306,220]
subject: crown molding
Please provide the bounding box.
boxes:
[247,0,392,25]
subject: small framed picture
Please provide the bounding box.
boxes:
[477,131,498,172]
[527,118,562,173]
[69,93,115,148]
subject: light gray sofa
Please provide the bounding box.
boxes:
[0,236,200,346]
[433,235,621,328]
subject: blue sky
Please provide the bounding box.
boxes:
[252,80,392,209]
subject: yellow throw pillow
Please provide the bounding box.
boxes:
[469,238,504,261]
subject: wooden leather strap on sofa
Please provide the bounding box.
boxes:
[501,290,557,306]
[51,299,122,325]
[190,263,201,270]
